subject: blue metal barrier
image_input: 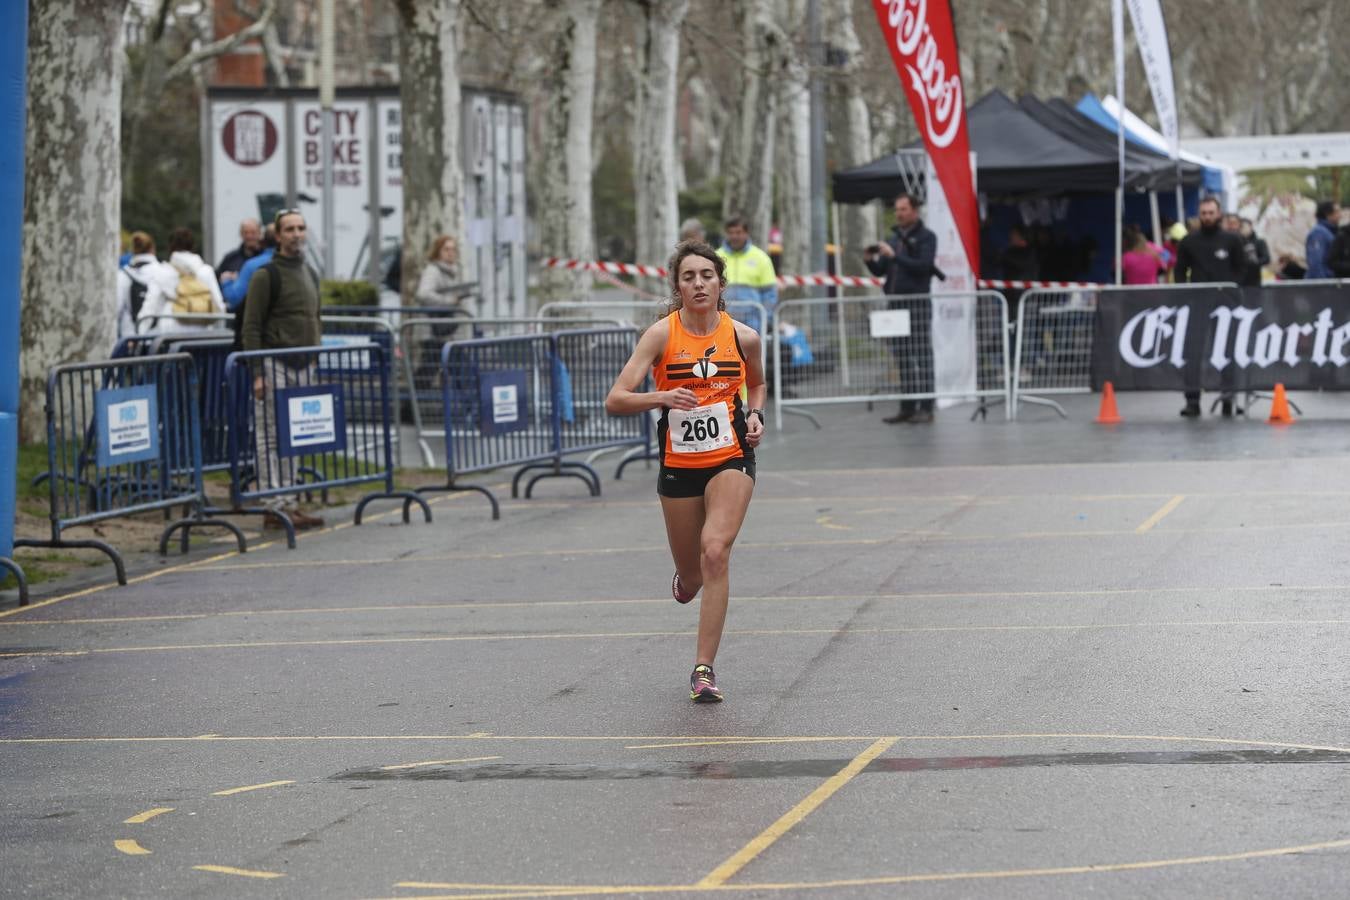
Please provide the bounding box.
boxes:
[417,328,651,518]
[550,328,654,482]
[221,343,431,547]
[13,354,246,582]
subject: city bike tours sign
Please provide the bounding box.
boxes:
[1092,284,1350,392]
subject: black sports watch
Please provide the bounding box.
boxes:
[747,408,765,424]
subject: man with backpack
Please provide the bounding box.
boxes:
[115,231,169,340]
[136,227,226,333]
[242,209,325,531]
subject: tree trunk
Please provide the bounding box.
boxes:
[394,0,465,306]
[538,0,601,301]
[632,0,688,267]
[774,34,811,284]
[824,0,876,279]
[721,0,780,239]
[20,0,128,443]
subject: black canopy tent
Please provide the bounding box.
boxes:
[832,90,1202,203]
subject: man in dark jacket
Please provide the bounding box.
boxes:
[1176,197,1246,418]
[216,218,264,284]
[243,209,324,530]
[864,193,939,423]
[1329,219,1350,279]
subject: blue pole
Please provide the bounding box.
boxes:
[0,3,27,565]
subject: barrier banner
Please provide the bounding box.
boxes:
[96,385,160,468]
[480,370,528,436]
[1092,284,1350,391]
[276,384,346,457]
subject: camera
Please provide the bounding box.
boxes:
[865,243,881,254]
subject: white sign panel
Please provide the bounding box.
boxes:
[869,310,912,338]
[209,100,287,269]
[108,399,152,457]
[292,99,371,281]
[492,384,519,424]
[288,394,338,448]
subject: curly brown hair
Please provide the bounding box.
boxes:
[666,240,727,312]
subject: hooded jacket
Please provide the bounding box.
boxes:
[137,251,227,333]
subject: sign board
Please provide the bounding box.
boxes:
[924,154,979,404]
[205,87,527,318]
[276,384,346,457]
[479,370,528,436]
[96,385,159,468]
[869,310,912,338]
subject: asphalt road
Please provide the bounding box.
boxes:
[3,392,1349,899]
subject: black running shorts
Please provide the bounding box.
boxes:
[657,457,756,498]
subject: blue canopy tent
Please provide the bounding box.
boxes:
[1077,92,1228,203]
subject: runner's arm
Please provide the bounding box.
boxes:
[606,320,697,415]
[736,321,767,447]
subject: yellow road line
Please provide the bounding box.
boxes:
[376,836,1350,898]
[1136,494,1186,534]
[6,617,1348,660]
[8,583,1350,628]
[113,838,151,856]
[123,807,173,824]
[697,737,897,887]
[211,779,294,796]
[193,864,285,879]
[814,515,852,531]
[191,518,1350,573]
[380,755,501,771]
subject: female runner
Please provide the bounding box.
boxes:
[606,240,766,702]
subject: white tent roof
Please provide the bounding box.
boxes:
[1102,95,1238,207]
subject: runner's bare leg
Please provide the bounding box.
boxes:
[693,469,755,665]
[660,495,705,596]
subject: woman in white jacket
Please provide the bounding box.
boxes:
[414,235,469,308]
[137,227,227,333]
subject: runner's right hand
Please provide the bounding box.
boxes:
[664,388,699,410]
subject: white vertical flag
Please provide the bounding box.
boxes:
[1125,0,1179,160]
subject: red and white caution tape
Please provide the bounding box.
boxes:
[541,257,1100,291]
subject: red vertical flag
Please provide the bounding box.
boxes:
[870,0,980,274]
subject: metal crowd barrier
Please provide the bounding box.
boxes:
[136,311,234,333]
[415,328,642,518]
[14,353,246,583]
[1010,282,1239,419]
[772,291,1011,429]
[400,316,622,468]
[220,343,431,547]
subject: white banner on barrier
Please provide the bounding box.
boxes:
[924,156,978,403]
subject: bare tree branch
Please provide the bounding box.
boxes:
[162,0,278,84]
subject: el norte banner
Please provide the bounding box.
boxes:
[1092,284,1350,392]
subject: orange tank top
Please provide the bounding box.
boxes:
[653,310,752,468]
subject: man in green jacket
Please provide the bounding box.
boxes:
[242,209,324,530]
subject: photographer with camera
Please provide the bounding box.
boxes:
[864,193,939,424]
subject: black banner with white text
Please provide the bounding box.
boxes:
[1092,284,1350,391]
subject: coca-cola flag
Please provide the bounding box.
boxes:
[871,0,980,274]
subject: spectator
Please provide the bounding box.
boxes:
[223,224,277,311]
[717,216,778,318]
[1274,255,1307,280]
[864,193,939,424]
[1175,196,1245,418]
[679,217,707,243]
[137,227,225,334]
[414,235,467,307]
[242,209,324,532]
[998,223,1039,323]
[1120,225,1164,285]
[1306,200,1341,279]
[216,218,264,284]
[1236,217,1271,287]
[1329,214,1350,278]
[115,231,169,340]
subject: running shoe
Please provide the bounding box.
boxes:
[672,572,696,604]
[690,664,723,703]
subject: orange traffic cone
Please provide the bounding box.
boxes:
[1095,381,1123,424]
[1267,383,1294,425]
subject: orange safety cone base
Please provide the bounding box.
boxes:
[1267,383,1294,425]
[1095,381,1123,424]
